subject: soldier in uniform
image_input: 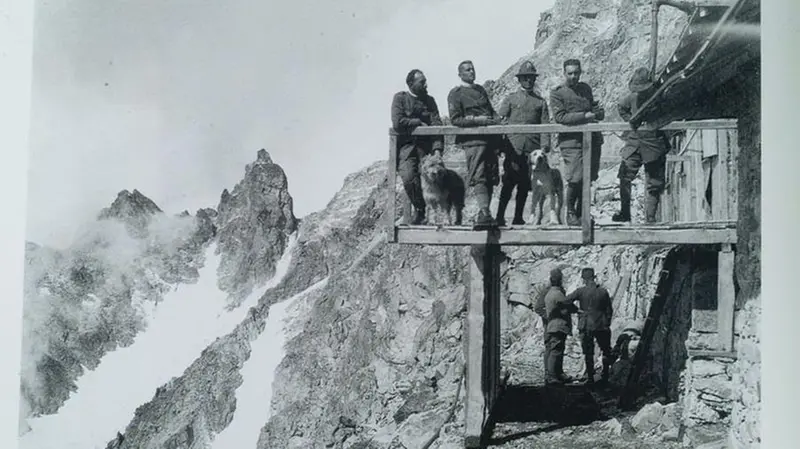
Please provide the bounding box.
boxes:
[496,61,552,226]
[614,67,672,223]
[544,267,579,385]
[550,59,605,226]
[391,69,445,224]
[568,267,613,385]
[447,60,502,228]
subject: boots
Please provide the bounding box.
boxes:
[645,192,660,223]
[402,179,425,225]
[473,185,497,229]
[612,179,632,222]
[601,356,611,383]
[512,189,527,225]
[495,183,514,227]
[584,355,596,386]
[566,183,581,226]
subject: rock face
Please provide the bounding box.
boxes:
[215,149,298,303]
[97,189,164,237]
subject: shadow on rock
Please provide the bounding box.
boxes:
[492,384,606,426]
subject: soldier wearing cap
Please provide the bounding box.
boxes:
[544,267,579,385]
[391,69,445,224]
[495,60,552,226]
[614,67,672,223]
[550,59,605,226]
[447,60,503,228]
[567,267,613,385]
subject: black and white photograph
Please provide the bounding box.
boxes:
[3,0,776,448]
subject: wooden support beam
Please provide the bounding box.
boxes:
[688,349,738,359]
[393,223,737,245]
[387,134,398,242]
[464,245,503,448]
[717,243,735,351]
[594,227,736,245]
[582,132,593,244]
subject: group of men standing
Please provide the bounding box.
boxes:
[541,266,613,386]
[391,58,672,226]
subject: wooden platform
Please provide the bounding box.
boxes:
[393,221,737,246]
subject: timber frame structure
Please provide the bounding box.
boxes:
[386,119,739,448]
[384,0,757,445]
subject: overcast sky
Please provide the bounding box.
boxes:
[26,0,554,248]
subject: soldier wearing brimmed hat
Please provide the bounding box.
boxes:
[613,67,672,223]
[495,60,552,226]
[567,267,613,385]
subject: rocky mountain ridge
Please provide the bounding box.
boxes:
[19,0,760,448]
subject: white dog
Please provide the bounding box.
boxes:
[529,149,564,225]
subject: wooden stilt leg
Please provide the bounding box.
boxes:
[464,245,502,448]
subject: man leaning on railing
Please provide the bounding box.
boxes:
[447,60,504,229]
[614,67,671,223]
[391,69,445,225]
[550,58,605,226]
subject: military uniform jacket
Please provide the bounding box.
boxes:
[568,284,612,332]
[545,286,578,334]
[550,82,605,148]
[448,84,499,146]
[618,92,670,163]
[497,89,551,154]
[391,91,444,153]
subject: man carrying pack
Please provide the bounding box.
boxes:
[448,60,502,229]
[391,69,445,225]
[568,267,613,386]
[550,59,605,226]
[496,60,552,226]
[613,67,672,223]
[544,267,578,385]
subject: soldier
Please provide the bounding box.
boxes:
[448,60,502,229]
[550,59,605,226]
[391,69,445,224]
[568,267,613,385]
[496,61,552,226]
[614,67,672,223]
[544,267,578,385]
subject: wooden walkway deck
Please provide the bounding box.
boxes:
[394,220,737,245]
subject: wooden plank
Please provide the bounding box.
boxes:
[394,226,736,245]
[387,134,398,242]
[702,129,719,158]
[717,129,730,221]
[717,244,735,351]
[464,245,502,448]
[396,228,584,245]
[687,349,738,359]
[582,132,592,244]
[727,129,739,221]
[594,228,737,245]
[397,119,738,136]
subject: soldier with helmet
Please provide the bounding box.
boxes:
[496,60,552,226]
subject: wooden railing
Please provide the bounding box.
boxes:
[387,119,738,245]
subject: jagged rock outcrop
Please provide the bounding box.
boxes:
[215,149,298,303]
[98,189,163,237]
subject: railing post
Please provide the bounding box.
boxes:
[387,132,398,242]
[582,131,593,243]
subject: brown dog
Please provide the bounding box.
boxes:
[529,149,564,225]
[419,153,465,225]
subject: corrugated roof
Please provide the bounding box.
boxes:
[630,0,761,127]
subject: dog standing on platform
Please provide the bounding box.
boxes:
[420,153,465,225]
[529,149,564,225]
